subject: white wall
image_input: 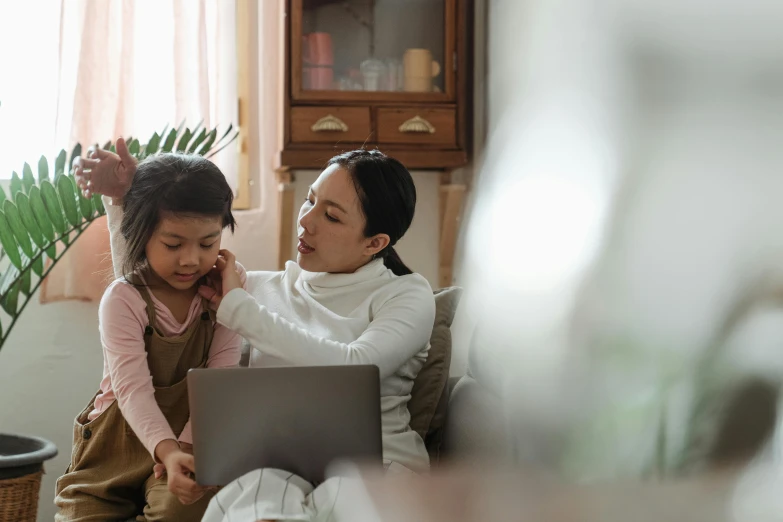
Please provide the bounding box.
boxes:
[0,298,102,520]
[446,0,488,376]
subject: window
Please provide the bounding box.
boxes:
[0,0,62,180]
[0,0,245,207]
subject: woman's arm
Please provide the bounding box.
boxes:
[104,199,126,280]
[217,280,436,380]
[73,137,137,279]
[177,265,248,446]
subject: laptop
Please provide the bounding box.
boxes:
[187,365,383,486]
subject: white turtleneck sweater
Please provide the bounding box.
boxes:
[219,261,435,471]
[105,201,435,472]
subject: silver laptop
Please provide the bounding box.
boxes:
[187,365,383,486]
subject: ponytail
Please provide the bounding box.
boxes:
[381,246,412,276]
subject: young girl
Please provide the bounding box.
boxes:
[55,153,246,521]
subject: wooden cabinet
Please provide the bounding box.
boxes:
[278,0,473,285]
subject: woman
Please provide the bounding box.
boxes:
[75,140,435,521]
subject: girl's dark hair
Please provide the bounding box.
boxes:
[327,149,416,276]
[120,153,236,278]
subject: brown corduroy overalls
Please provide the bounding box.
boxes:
[55,286,216,521]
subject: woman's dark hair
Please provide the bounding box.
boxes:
[328,149,416,276]
[120,153,236,278]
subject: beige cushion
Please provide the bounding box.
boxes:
[408,287,462,441]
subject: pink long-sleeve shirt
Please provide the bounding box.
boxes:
[88,266,246,458]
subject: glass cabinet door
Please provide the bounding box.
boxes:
[293,0,453,100]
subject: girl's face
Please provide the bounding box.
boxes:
[145,213,223,290]
[296,165,389,273]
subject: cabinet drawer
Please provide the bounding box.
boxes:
[290,107,371,143]
[377,108,456,146]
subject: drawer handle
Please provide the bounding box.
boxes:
[311,115,348,133]
[398,115,435,134]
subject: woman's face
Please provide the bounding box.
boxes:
[297,165,389,273]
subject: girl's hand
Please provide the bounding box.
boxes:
[73,137,137,201]
[153,442,192,479]
[162,448,207,505]
[155,439,209,505]
[199,249,242,310]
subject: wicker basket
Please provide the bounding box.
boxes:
[0,433,57,522]
[0,470,43,522]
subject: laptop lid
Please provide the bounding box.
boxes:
[188,365,383,486]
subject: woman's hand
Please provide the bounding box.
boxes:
[199,249,242,310]
[73,137,137,201]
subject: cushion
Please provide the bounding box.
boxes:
[423,374,456,463]
[408,286,463,442]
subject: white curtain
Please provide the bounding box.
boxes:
[55,0,238,187]
[1,0,237,184]
[1,0,240,302]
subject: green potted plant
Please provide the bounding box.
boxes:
[0,122,236,521]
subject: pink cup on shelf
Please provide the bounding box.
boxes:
[309,67,334,90]
[308,32,333,66]
[302,32,333,90]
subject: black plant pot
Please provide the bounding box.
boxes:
[0,433,58,522]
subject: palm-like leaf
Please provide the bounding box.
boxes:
[0,123,238,350]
